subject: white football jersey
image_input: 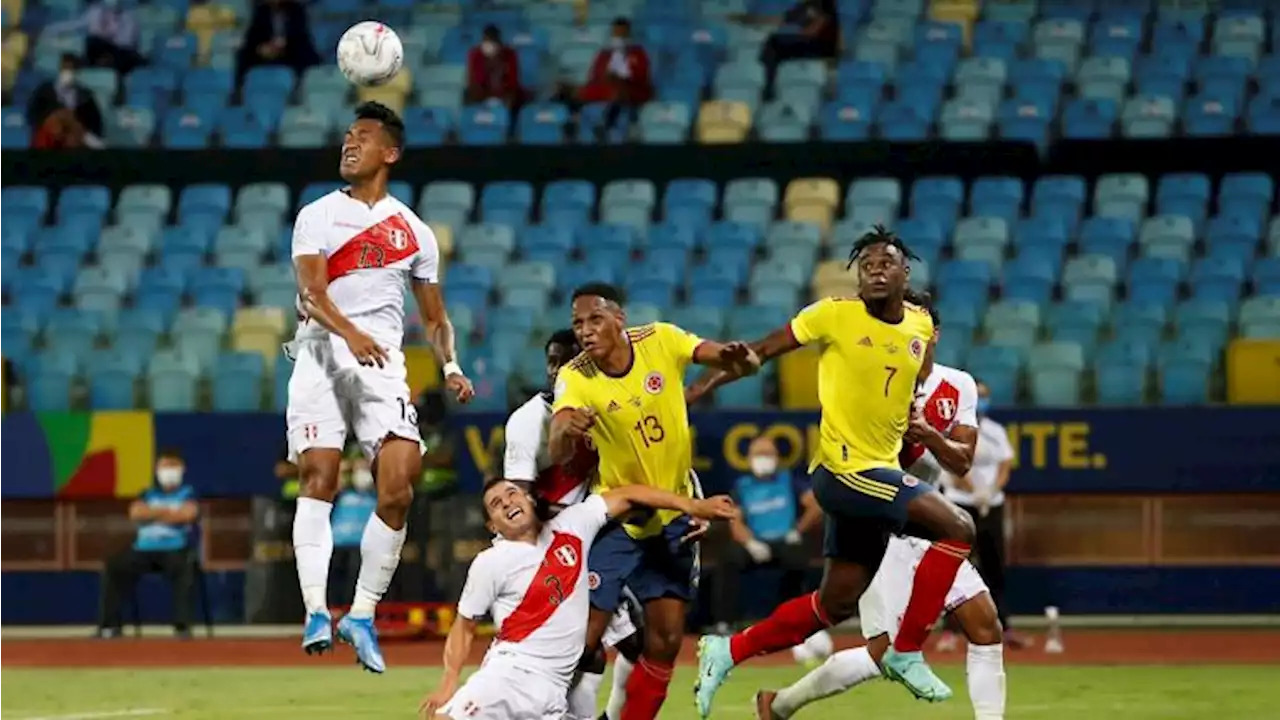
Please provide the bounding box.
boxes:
[903,363,978,486]
[291,190,439,348]
[457,495,609,685]
[503,393,591,505]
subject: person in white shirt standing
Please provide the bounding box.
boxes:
[756,300,1007,720]
[287,101,475,673]
[501,328,648,719]
[939,379,1022,650]
[419,479,736,720]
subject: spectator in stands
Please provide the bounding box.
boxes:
[328,452,377,606]
[85,0,145,73]
[416,388,458,494]
[710,435,821,632]
[235,0,320,86]
[939,380,1028,649]
[576,17,653,138]
[465,24,525,110]
[759,0,839,96]
[96,448,199,639]
[26,53,105,149]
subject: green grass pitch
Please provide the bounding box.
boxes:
[3,665,1277,719]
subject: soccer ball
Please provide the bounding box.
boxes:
[791,630,834,667]
[336,21,404,86]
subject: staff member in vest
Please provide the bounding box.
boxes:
[711,435,822,631]
[97,448,199,638]
[329,452,378,606]
[939,380,1027,649]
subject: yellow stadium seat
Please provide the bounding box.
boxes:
[186,4,237,60]
[233,332,283,371]
[357,69,411,114]
[929,1,977,46]
[429,222,454,259]
[779,345,821,410]
[784,177,840,212]
[786,204,836,236]
[1227,339,1280,404]
[814,277,859,300]
[3,0,24,28]
[405,345,442,396]
[696,100,751,144]
[812,259,851,287]
[231,307,289,371]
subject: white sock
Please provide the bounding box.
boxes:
[349,513,406,618]
[772,645,881,718]
[567,671,603,719]
[967,643,1006,720]
[292,497,334,615]
[604,655,633,719]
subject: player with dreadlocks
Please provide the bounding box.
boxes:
[690,226,978,717]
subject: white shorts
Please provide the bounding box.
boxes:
[601,604,637,649]
[285,336,424,461]
[440,665,567,720]
[859,535,988,641]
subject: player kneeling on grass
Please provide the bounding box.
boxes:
[419,480,737,720]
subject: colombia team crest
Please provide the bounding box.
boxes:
[908,337,925,360]
[644,372,664,394]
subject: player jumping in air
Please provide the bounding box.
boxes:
[418,479,737,720]
[548,283,760,720]
[286,102,475,673]
[691,226,978,715]
[500,329,648,719]
[755,302,1007,720]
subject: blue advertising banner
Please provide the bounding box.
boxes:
[3,408,1279,498]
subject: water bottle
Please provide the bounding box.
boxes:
[1043,605,1064,653]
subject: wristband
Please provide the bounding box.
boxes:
[442,361,463,377]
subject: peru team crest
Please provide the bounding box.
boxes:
[908,337,925,360]
[934,397,956,420]
[388,227,409,250]
[644,372,664,394]
[554,544,579,567]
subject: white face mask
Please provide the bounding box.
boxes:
[750,455,778,477]
[57,69,75,87]
[351,468,374,492]
[156,467,184,489]
[481,40,498,57]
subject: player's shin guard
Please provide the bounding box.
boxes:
[292,497,334,614]
[729,591,833,664]
[620,658,673,720]
[772,646,881,719]
[349,513,406,618]
[604,655,633,719]
[567,671,604,720]
[967,643,1006,720]
[893,540,970,652]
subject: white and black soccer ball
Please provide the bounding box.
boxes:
[791,630,834,667]
[336,21,404,86]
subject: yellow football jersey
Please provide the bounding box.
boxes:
[789,297,934,473]
[553,322,701,538]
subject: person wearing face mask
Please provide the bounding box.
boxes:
[940,380,1023,648]
[327,452,379,607]
[711,436,822,632]
[575,17,653,138]
[465,24,525,110]
[25,53,105,150]
[97,448,199,639]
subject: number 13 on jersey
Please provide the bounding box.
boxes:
[633,415,665,447]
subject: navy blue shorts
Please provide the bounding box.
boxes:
[811,465,934,569]
[588,515,698,613]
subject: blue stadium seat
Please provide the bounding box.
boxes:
[212,352,266,411]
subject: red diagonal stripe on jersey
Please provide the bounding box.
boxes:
[497,531,584,643]
[326,213,419,282]
[538,441,598,504]
[900,379,961,468]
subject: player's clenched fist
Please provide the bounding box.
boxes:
[690,495,739,521]
[718,341,762,377]
[343,328,390,368]
[564,408,596,437]
[445,371,475,403]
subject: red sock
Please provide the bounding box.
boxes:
[620,658,673,720]
[894,540,971,652]
[729,591,831,664]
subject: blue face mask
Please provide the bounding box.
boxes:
[976,398,991,416]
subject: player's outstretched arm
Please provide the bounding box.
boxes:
[411,279,475,403]
[294,255,389,367]
[600,484,738,522]
[548,408,594,465]
[419,614,479,718]
[686,326,801,404]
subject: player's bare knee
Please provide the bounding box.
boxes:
[299,463,340,501]
[376,479,414,513]
[951,509,977,546]
[644,625,682,662]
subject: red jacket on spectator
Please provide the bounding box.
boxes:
[466,45,523,102]
[578,44,653,104]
